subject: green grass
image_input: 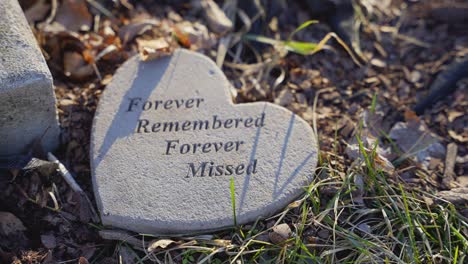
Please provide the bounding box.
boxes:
[90,17,466,264]
[109,114,465,263]
[230,176,238,227]
[243,20,362,66]
[97,158,467,263]
[88,95,467,263]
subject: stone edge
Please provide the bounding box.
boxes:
[90,49,318,234]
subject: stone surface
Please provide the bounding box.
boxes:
[91,49,317,234]
[0,0,60,156]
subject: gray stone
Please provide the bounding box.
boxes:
[198,0,233,34]
[389,121,445,168]
[437,188,468,206]
[91,49,317,234]
[0,0,60,156]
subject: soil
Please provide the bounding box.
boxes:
[1,0,466,263]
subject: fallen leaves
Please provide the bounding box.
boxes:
[199,0,233,34]
[172,26,191,48]
[8,0,467,262]
[389,120,446,168]
[345,143,395,175]
[63,51,95,80]
[448,130,467,142]
[55,0,92,32]
[269,223,292,244]
[40,234,57,249]
[345,108,396,175]
[147,239,175,252]
[176,22,217,50]
[275,89,295,106]
[119,20,160,45]
[137,38,174,61]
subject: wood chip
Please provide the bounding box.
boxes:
[442,143,457,189]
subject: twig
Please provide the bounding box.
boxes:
[48,152,99,222]
[86,0,114,18]
[442,143,458,189]
[45,0,58,25]
[48,152,83,193]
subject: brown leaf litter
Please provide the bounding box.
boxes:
[1,0,466,262]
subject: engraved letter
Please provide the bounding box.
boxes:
[165,139,179,155]
[136,119,149,133]
[127,97,142,112]
[186,162,207,178]
[255,113,266,127]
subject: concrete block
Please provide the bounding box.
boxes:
[0,0,60,156]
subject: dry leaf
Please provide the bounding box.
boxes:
[345,144,395,174]
[448,111,464,122]
[448,130,467,142]
[173,26,191,48]
[78,256,90,264]
[275,89,294,106]
[63,52,94,80]
[287,200,302,209]
[199,0,233,34]
[269,224,292,244]
[55,0,92,32]
[137,38,170,50]
[119,20,159,45]
[177,22,216,50]
[404,110,420,123]
[59,99,77,106]
[40,234,56,249]
[370,58,387,68]
[138,38,175,61]
[147,239,175,252]
[389,121,446,167]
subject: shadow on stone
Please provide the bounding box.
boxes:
[96,55,180,165]
[238,103,266,212]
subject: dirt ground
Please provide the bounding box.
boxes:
[1,0,467,263]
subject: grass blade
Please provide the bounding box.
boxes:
[230,176,237,227]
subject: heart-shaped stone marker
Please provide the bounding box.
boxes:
[91,49,318,234]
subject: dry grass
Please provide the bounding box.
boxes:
[2,0,466,263]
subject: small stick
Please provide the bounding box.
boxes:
[48,152,83,193]
[48,152,99,222]
[442,143,458,189]
[45,0,58,25]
